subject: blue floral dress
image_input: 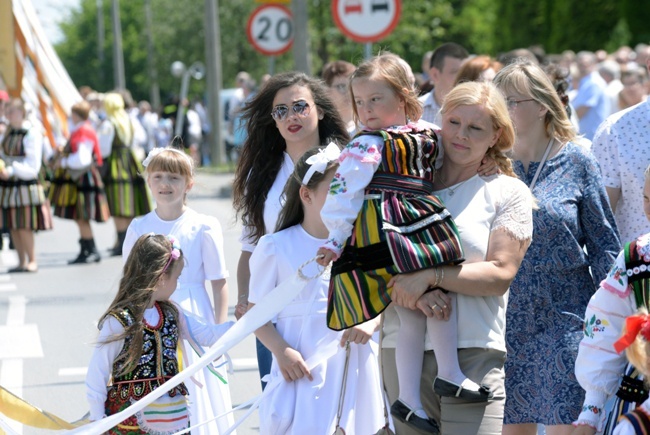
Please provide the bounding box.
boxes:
[504,142,621,425]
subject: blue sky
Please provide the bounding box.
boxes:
[30,0,80,44]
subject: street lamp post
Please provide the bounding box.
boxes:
[170,61,205,138]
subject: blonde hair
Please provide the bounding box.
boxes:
[98,234,184,376]
[144,148,194,180]
[103,92,133,146]
[350,53,422,125]
[493,59,576,144]
[441,81,516,177]
[623,309,650,381]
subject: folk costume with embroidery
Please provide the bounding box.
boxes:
[86,301,232,434]
[321,121,463,330]
[575,233,650,433]
[0,122,52,231]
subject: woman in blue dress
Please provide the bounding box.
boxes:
[493,60,621,434]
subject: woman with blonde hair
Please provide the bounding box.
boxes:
[387,81,534,434]
[98,93,152,256]
[493,59,620,435]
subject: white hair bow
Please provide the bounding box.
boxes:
[142,147,192,168]
[302,142,341,185]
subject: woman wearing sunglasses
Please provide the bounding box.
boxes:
[233,71,350,389]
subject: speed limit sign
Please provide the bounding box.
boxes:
[246,4,294,56]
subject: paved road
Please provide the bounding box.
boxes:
[0,170,261,434]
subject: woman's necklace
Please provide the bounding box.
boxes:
[436,173,473,196]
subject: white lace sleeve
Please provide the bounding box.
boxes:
[492,176,534,242]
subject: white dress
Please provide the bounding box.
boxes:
[249,225,385,434]
[123,208,233,434]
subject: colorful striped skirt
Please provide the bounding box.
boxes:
[49,166,111,222]
[105,386,189,435]
[102,146,152,218]
[0,178,53,231]
[327,173,464,330]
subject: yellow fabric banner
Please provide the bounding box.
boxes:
[0,385,88,431]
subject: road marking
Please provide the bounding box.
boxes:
[58,367,88,377]
[0,296,26,434]
[0,283,17,292]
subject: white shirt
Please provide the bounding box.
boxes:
[418,91,442,127]
[591,99,650,242]
[4,121,43,180]
[383,174,534,350]
[240,152,294,252]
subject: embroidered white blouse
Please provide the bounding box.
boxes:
[573,233,650,430]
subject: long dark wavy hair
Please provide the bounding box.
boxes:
[233,71,349,244]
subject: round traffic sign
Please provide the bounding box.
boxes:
[332,0,402,43]
[246,4,294,56]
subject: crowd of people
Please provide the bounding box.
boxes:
[2,40,650,434]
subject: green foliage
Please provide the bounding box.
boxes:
[53,0,650,107]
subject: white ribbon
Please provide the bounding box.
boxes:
[141,147,192,168]
[301,142,341,185]
[66,257,329,435]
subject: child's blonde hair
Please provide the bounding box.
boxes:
[144,146,194,180]
[616,309,650,380]
[98,234,184,375]
[350,52,422,126]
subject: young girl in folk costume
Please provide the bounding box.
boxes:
[0,98,52,272]
[85,234,233,434]
[316,54,491,432]
[49,100,110,264]
[122,145,233,434]
[574,165,650,435]
[249,147,386,434]
[98,93,152,256]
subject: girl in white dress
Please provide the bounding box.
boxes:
[122,146,233,434]
[248,147,386,434]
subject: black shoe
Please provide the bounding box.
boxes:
[390,399,440,434]
[433,377,493,402]
[69,239,101,264]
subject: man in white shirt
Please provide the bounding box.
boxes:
[419,43,468,127]
[591,57,650,243]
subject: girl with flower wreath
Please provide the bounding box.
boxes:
[85,233,233,434]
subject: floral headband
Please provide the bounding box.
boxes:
[142,147,193,168]
[613,313,650,353]
[302,142,341,185]
[162,235,181,273]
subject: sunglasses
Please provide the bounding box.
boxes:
[271,101,312,121]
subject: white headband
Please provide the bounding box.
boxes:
[301,142,341,185]
[142,147,193,168]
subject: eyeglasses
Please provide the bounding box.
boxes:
[332,83,348,93]
[271,101,312,121]
[506,98,535,109]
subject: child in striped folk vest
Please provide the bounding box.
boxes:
[85,234,232,434]
[316,53,492,433]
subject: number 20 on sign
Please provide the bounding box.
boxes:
[247,4,294,56]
